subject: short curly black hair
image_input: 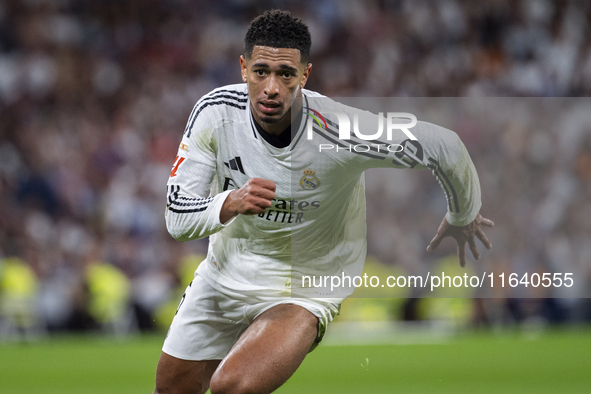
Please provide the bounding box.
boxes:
[244,10,311,64]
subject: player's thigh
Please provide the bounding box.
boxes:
[209,303,318,394]
[154,351,220,394]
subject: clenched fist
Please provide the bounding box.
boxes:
[220,178,276,223]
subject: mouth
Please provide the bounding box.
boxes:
[259,100,281,115]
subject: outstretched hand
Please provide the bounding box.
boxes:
[426,213,494,267]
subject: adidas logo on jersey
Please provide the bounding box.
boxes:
[224,157,245,174]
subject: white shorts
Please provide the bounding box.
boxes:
[162,273,340,361]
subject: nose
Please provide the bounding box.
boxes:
[264,75,279,97]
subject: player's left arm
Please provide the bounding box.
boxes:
[389,120,493,267]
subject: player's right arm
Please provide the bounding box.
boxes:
[165,127,228,241]
[165,99,237,242]
[165,103,276,241]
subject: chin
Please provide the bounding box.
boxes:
[260,115,280,124]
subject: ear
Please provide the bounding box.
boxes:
[240,55,248,82]
[300,63,312,89]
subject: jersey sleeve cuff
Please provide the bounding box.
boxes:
[445,200,481,227]
[212,190,237,229]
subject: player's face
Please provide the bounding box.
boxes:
[240,46,312,135]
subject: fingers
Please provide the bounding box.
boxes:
[426,235,443,252]
[243,187,275,213]
[426,216,450,252]
[479,216,494,227]
[428,213,493,266]
[250,186,276,202]
[227,178,277,216]
[476,228,492,250]
[250,179,276,209]
[467,237,480,260]
[457,242,466,268]
[250,178,276,192]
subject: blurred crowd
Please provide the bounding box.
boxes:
[1,0,590,339]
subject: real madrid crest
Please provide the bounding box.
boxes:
[300,169,320,190]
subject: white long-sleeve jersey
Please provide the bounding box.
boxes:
[165,83,481,300]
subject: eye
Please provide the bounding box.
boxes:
[254,70,265,76]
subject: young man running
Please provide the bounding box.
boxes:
[155,10,493,394]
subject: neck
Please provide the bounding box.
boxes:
[250,103,304,149]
